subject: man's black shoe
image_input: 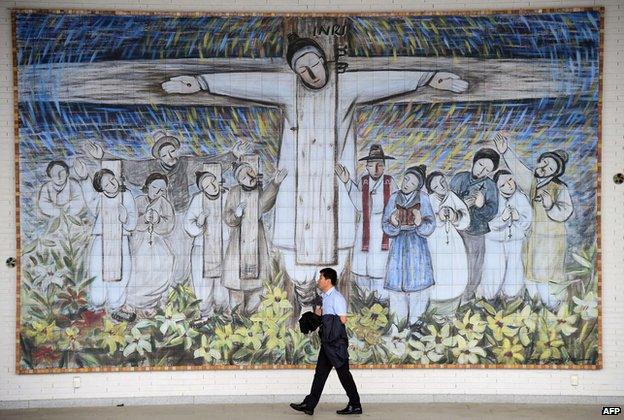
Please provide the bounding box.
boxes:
[290,402,314,415]
[337,404,362,415]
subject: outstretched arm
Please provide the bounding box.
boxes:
[493,132,534,194]
[340,70,468,104]
[162,72,295,106]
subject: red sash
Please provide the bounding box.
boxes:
[362,175,391,252]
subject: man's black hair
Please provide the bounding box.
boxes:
[320,267,338,286]
[46,160,69,177]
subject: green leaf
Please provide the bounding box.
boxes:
[48,217,61,234]
[571,253,591,269]
[77,353,100,367]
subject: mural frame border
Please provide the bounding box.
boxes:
[10,5,604,374]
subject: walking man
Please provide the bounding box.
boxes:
[290,268,362,416]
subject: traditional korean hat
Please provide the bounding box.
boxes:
[538,149,569,178]
[358,144,396,162]
[151,130,181,158]
[286,33,326,70]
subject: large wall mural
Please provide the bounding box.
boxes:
[13,8,602,373]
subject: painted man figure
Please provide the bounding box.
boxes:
[335,144,397,300]
[494,132,573,310]
[222,161,287,315]
[37,160,85,219]
[85,132,249,286]
[382,165,436,327]
[450,148,500,303]
[478,169,532,301]
[184,169,231,323]
[83,168,137,321]
[162,33,469,313]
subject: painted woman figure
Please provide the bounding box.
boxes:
[425,171,470,318]
[494,133,573,310]
[382,165,436,327]
[126,173,176,317]
[84,168,137,321]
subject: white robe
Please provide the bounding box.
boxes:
[184,192,230,313]
[198,70,434,284]
[479,190,532,300]
[37,179,85,218]
[346,175,397,281]
[84,189,137,310]
[427,192,470,302]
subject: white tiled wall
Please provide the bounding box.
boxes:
[0,0,622,406]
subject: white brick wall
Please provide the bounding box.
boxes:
[0,0,622,404]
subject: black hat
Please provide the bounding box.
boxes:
[358,144,396,162]
[286,33,326,69]
[473,148,500,171]
[538,149,568,179]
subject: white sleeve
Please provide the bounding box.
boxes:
[339,70,434,104]
[546,185,574,222]
[197,72,295,105]
[122,191,138,232]
[184,194,204,237]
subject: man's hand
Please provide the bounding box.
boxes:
[274,168,288,184]
[118,203,128,224]
[493,131,509,154]
[501,206,512,222]
[314,306,322,316]
[428,72,469,93]
[235,201,247,218]
[474,190,485,208]
[334,163,350,184]
[231,140,253,159]
[84,141,104,160]
[74,158,88,180]
[162,75,202,94]
[511,208,520,221]
[538,190,553,209]
[145,208,161,224]
[412,208,422,226]
[390,211,401,227]
[197,211,208,227]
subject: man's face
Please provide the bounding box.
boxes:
[158,144,179,167]
[316,272,330,291]
[535,157,558,178]
[294,51,328,89]
[472,158,495,179]
[237,166,258,189]
[49,165,68,187]
[200,174,219,197]
[497,174,517,197]
[366,161,385,179]
[401,173,420,194]
[430,175,448,196]
[101,172,120,196]
[148,179,167,200]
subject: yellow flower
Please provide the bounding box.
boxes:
[360,303,389,330]
[27,320,58,346]
[421,323,456,353]
[233,324,263,351]
[262,286,292,312]
[409,340,443,364]
[60,326,82,351]
[493,338,525,364]
[451,335,485,364]
[99,319,127,354]
[546,305,578,336]
[453,310,486,341]
[194,335,221,363]
[487,311,519,341]
[213,324,235,352]
[534,323,564,361]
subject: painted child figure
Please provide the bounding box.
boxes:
[335,144,397,300]
[382,165,436,327]
[478,170,532,301]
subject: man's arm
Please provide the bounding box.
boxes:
[162,72,295,105]
[340,70,467,104]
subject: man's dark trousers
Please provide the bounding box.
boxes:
[303,346,360,409]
